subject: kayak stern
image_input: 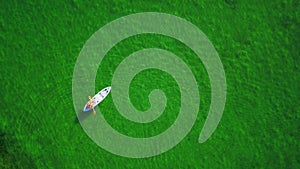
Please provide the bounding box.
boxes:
[83,104,93,112]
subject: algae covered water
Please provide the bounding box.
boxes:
[0,1,299,168]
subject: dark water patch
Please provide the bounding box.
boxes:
[225,0,237,9]
[69,0,81,10]
[0,131,7,155]
[0,129,37,169]
[0,18,4,32]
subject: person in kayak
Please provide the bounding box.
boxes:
[87,96,96,115]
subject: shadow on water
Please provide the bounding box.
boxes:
[74,109,92,123]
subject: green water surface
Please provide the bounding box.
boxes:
[0,0,299,168]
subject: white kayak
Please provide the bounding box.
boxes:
[83,86,111,112]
